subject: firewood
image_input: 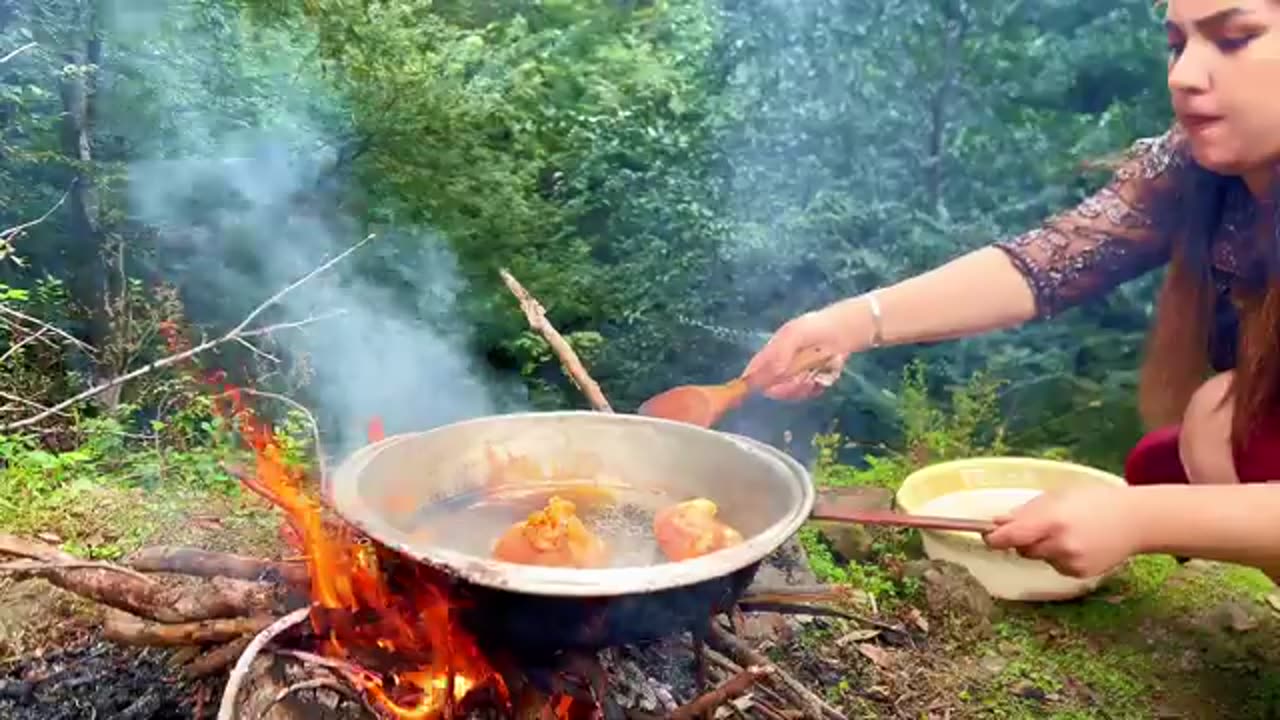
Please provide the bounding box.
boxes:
[707,625,843,720]
[670,665,772,720]
[102,609,277,646]
[1,561,286,623]
[223,652,375,720]
[184,637,254,680]
[126,546,309,586]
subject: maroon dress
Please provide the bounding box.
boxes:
[990,124,1278,484]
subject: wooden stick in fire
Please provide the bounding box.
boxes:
[669,665,773,720]
[499,268,613,413]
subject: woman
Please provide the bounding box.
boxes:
[743,0,1280,581]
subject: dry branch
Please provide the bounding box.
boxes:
[499,268,613,412]
[0,42,36,64]
[0,558,153,582]
[0,327,47,364]
[1,234,374,432]
[0,560,284,623]
[0,305,95,356]
[0,190,68,248]
[670,665,772,720]
[126,545,309,586]
[0,531,76,562]
[708,625,843,720]
[217,607,311,720]
[184,637,254,680]
[103,609,276,646]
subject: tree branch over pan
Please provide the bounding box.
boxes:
[499,267,613,413]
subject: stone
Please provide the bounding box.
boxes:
[749,535,819,589]
[1209,600,1260,634]
[904,559,998,634]
[814,522,876,563]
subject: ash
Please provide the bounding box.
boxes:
[599,634,698,715]
[0,641,199,720]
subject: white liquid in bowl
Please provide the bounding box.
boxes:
[913,487,1043,522]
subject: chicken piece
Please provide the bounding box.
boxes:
[492,496,609,568]
[653,498,744,562]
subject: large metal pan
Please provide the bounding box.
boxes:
[326,411,814,654]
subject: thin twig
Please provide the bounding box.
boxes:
[0,191,68,246]
[708,625,843,720]
[0,42,36,64]
[217,607,311,720]
[262,678,360,717]
[0,390,68,417]
[1,236,373,432]
[0,558,155,583]
[499,268,613,412]
[232,236,373,335]
[273,649,377,682]
[0,327,47,364]
[0,306,96,355]
[670,665,772,720]
[235,337,281,364]
[229,388,327,484]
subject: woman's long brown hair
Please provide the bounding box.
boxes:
[1136,170,1280,447]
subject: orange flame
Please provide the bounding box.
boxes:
[212,386,507,718]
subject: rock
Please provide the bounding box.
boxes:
[735,535,822,645]
[750,535,819,589]
[735,612,799,645]
[1209,600,1260,633]
[814,522,876,563]
[978,652,1007,677]
[1011,681,1047,702]
[904,559,998,634]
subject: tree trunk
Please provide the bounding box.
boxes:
[58,0,116,403]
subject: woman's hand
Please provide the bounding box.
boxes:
[742,302,865,400]
[983,486,1144,578]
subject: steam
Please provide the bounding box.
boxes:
[111,2,524,457]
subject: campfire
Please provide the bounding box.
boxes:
[0,267,869,719]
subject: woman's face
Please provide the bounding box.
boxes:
[1166,0,1280,178]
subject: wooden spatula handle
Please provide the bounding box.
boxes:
[811,503,998,534]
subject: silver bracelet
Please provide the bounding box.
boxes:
[866,293,885,349]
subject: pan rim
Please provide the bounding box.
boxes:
[326,411,816,597]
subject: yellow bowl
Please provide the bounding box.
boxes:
[895,456,1128,602]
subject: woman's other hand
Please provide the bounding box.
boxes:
[983,486,1143,578]
[742,301,866,400]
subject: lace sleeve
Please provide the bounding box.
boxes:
[994,127,1190,319]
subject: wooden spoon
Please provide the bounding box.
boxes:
[637,346,836,428]
[811,488,997,534]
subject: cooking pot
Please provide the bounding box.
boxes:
[326,411,815,654]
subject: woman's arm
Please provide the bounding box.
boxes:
[746,127,1190,393]
[824,128,1189,355]
[1131,483,1280,573]
[822,247,1039,354]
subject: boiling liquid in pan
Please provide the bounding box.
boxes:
[409,482,682,568]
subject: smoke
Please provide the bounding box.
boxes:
[109,1,525,457]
